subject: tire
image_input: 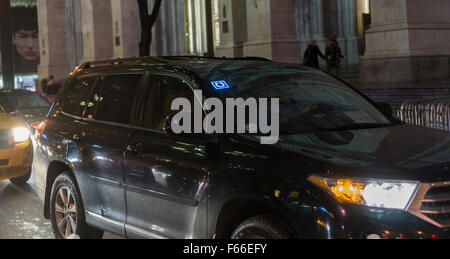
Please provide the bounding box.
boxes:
[49,172,103,239]
[10,168,31,186]
[231,215,291,239]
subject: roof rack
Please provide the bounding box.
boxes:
[159,56,271,62]
[76,56,167,70]
[74,55,271,71]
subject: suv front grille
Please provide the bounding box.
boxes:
[408,182,450,228]
[0,129,13,148]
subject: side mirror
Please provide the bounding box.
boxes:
[376,102,393,117]
[164,113,178,136]
[163,112,201,138]
[164,113,218,142]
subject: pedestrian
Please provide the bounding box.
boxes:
[326,40,345,73]
[47,75,55,86]
[335,41,344,66]
[41,78,48,96]
[46,75,59,103]
[302,40,326,69]
[325,40,335,68]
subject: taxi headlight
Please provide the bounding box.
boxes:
[308,176,418,210]
[13,127,30,143]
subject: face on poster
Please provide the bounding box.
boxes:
[12,7,39,74]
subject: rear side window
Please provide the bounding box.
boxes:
[62,76,97,117]
[89,74,142,124]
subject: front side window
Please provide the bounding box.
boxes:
[62,76,97,117]
[88,74,142,124]
[141,74,195,131]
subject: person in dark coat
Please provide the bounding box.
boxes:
[302,40,326,69]
[41,78,48,95]
[325,40,345,68]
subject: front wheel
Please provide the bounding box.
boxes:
[49,172,103,239]
[231,215,291,239]
[10,168,31,186]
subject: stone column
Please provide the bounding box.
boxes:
[175,0,187,55]
[153,0,186,56]
[343,0,359,64]
[110,0,140,58]
[361,0,450,83]
[65,0,83,69]
[37,0,71,83]
[215,0,247,58]
[314,0,327,50]
[336,0,347,57]
[303,0,312,42]
[80,0,113,62]
[297,0,310,59]
[243,0,299,63]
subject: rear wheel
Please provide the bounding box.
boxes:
[231,215,291,239]
[10,168,31,186]
[49,172,103,239]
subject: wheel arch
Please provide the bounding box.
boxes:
[213,197,300,239]
[44,160,78,219]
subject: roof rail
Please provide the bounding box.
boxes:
[73,55,271,71]
[159,56,271,62]
[76,56,167,70]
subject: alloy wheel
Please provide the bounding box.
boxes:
[54,187,77,238]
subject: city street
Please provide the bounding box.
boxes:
[0,171,121,239]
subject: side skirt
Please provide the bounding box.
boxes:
[85,210,170,239]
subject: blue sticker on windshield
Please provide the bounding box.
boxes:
[211,80,230,90]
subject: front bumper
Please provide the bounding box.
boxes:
[337,205,450,239]
[0,140,33,181]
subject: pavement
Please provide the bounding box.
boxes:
[0,170,122,239]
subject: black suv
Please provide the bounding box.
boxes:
[34,56,450,239]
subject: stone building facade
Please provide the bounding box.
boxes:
[35,0,450,87]
[361,0,450,82]
[214,0,370,65]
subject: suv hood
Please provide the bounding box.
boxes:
[272,124,450,181]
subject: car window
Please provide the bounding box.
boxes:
[62,76,98,117]
[141,74,195,131]
[88,74,142,125]
[209,66,391,134]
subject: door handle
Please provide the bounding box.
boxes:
[126,142,143,155]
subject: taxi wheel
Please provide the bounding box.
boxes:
[231,215,291,239]
[49,172,104,239]
[10,169,31,186]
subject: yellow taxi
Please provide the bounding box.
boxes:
[0,105,33,185]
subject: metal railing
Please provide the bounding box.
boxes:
[398,98,450,132]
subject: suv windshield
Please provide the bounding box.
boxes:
[207,64,391,134]
[0,92,50,113]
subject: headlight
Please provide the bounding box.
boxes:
[13,127,30,143]
[308,176,418,210]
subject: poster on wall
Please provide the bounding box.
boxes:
[12,5,39,91]
[1,1,39,91]
[12,7,39,74]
